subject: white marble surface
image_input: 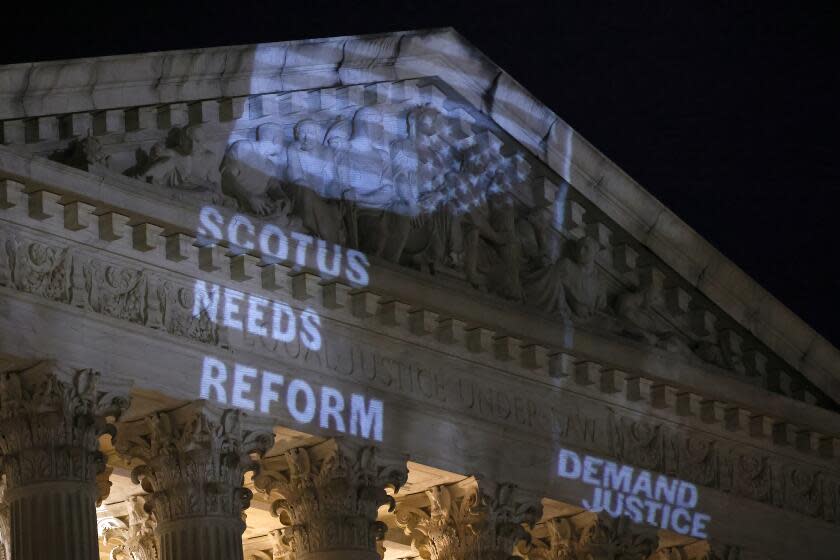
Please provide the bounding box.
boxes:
[0,28,838,403]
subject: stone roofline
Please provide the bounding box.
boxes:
[0,27,837,402]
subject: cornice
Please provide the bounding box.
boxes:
[0,28,836,404]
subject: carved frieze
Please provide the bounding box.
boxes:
[83,259,152,326]
[11,76,783,384]
[4,238,72,303]
[1,231,839,528]
[609,415,665,472]
[157,279,219,344]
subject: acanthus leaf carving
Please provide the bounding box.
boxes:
[0,363,130,492]
[115,402,275,527]
[254,438,408,558]
[395,477,540,560]
[577,515,656,560]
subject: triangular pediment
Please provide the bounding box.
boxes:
[1,28,838,408]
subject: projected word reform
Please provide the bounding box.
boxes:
[201,356,383,441]
[558,448,711,538]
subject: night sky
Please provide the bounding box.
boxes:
[2,1,839,347]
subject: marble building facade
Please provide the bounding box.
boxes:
[0,28,838,559]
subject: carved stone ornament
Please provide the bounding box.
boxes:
[101,494,159,560]
[114,402,274,560]
[395,477,541,560]
[115,401,275,526]
[650,540,730,560]
[520,516,578,560]
[576,515,657,560]
[0,361,130,559]
[269,528,293,560]
[253,438,408,560]
[0,362,130,493]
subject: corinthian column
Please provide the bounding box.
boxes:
[254,438,408,560]
[115,401,275,560]
[395,477,541,560]
[101,494,159,560]
[522,512,657,560]
[0,362,131,560]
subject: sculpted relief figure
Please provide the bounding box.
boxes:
[24,86,766,375]
[525,236,607,320]
[613,284,694,357]
[130,125,220,192]
[220,123,291,218]
[51,134,111,172]
[285,119,343,243]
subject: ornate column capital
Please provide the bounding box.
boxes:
[579,515,657,560]
[0,361,130,495]
[254,438,408,560]
[520,515,578,560]
[115,400,275,527]
[523,512,658,560]
[0,360,131,559]
[101,494,159,560]
[395,476,542,560]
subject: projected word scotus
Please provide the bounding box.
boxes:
[558,448,711,538]
[198,206,370,286]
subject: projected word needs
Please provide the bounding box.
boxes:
[198,206,370,287]
[201,355,384,442]
[558,448,711,538]
[194,279,322,350]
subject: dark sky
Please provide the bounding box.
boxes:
[2,1,839,347]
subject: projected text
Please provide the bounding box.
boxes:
[558,448,711,538]
[193,279,322,350]
[198,206,370,287]
[201,355,384,441]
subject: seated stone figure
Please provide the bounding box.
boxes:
[613,284,693,356]
[219,123,288,216]
[342,106,394,209]
[284,119,343,244]
[51,134,111,172]
[131,125,220,191]
[524,236,607,319]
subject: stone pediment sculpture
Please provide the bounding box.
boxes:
[0,32,836,410]
[3,30,840,560]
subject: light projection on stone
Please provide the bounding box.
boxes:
[198,206,370,286]
[200,356,383,442]
[193,279,322,350]
[558,448,712,538]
